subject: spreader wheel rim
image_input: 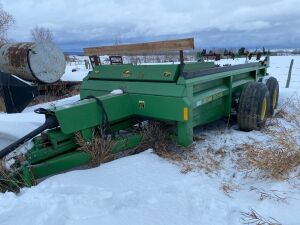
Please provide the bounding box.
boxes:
[260,97,267,121]
[272,89,278,109]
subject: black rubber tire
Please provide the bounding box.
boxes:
[238,82,270,131]
[265,76,279,115]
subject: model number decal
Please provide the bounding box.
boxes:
[196,92,224,107]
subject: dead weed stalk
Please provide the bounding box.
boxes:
[134,121,189,163]
[75,129,114,167]
[249,186,287,202]
[241,208,282,225]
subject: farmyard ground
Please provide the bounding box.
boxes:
[0,56,300,225]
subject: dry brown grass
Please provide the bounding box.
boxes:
[0,161,23,193]
[134,121,189,164]
[272,95,300,129]
[241,208,282,225]
[30,86,79,106]
[75,129,114,167]
[177,146,223,174]
[0,83,79,112]
[134,121,170,156]
[133,122,222,174]
[220,183,239,197]
[75,122,174,168]
[240,129,300,179]
[242,141,300,179]
[180,164,194,174]
[237,96,300,180]
[193,134,206,142]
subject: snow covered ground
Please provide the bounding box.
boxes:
[61,56,92,82]
[0,56,300,225]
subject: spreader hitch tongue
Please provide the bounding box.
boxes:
[0,116,58,159]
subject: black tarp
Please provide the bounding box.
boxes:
[0,72,39,113]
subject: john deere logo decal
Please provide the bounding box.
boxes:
[123,70,131,77]
[163,71,172,77]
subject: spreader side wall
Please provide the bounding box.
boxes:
[186,66,267,128]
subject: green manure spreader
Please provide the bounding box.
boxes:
[0,38,279,192]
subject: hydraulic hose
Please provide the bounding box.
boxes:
[0,116,58,159]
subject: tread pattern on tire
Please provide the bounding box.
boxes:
[265,76,279,115]
[238,82,270,131]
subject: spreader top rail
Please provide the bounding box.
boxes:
[183,62,264,79]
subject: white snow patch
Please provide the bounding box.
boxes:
[110,89,124,95]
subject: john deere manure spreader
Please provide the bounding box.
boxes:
[0,38,279,192]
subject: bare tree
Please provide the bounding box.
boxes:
[30,26,53,43]
[0,4,15,43]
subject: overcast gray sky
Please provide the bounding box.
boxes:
[2,0,300,51]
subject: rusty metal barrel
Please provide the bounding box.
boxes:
[0,42,66,83]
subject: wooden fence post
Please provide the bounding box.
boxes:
[286,59,294,88]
